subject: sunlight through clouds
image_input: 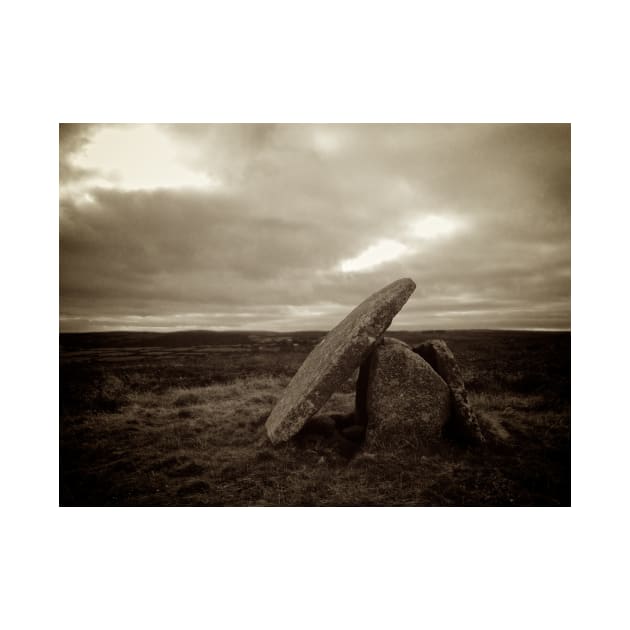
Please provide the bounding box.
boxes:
[410,214,464,240]
[339,239,409,272]
[66,125,215,192]
[337,215,465,274]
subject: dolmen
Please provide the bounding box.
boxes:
[264,278,484,448]
[265,278,416,443]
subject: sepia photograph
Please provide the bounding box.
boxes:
[59,123,570,506]
[7,1,630,628]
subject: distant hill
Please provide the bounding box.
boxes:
[59,329,568,350]
[59,329,329,349]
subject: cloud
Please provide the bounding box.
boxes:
[59,123,570,331]
[59,123,99,186]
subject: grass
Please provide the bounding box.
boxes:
[59,330,570,506]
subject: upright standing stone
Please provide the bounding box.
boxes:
[265,278,416,444]
[361,337,451,448]
[413,339,484,444]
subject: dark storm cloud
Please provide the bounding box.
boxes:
[59,124,570,331]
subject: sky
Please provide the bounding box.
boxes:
[59,123,570,332]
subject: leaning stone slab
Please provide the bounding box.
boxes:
[361,337,451,447]
[265,278,416,444]
[413,339,485,444]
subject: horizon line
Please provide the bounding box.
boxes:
[59,326,571,334]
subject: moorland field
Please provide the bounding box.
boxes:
[60,330,570,506]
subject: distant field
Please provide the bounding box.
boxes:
[59,330,570,506]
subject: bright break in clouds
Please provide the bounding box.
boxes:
[59,123,570,332]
